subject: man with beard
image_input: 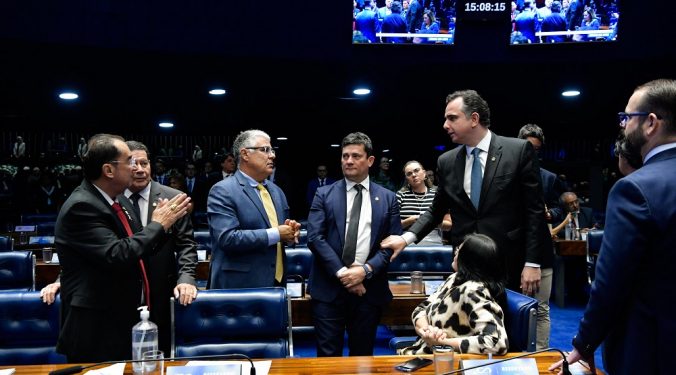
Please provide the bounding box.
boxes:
[551,79,676,374]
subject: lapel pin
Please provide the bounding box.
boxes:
[152,202,157,207]
[491,156,496,161]
[375,197,379,201]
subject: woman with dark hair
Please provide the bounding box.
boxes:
[399,233,509,355]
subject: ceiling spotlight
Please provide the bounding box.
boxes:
[382,149,390,153]
[353,88,371,96]
[561,90,580,97]
[277,137,288,141]
[158,122,174,128]
[209,89,226,95]
[330,144,340,148]
[59,92,79,100]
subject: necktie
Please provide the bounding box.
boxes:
[257,184,284,283]
[572,212,578,228]
[130,193,142,224]
[320,178,324,187]
[112,202,151,310]
[470,148,482,209]
[187,178,193,193]
[343,184,363,266]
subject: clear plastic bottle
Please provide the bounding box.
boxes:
[565,220,574,240]
[131,306,158,374]
[19,231,27,245]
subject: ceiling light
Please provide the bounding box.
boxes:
[353,88,371,96]
[330,144,340,148]
[277,137,288,141]
[59,92,78,100]
[382,149,390,153]
[209,89,226,95]
[158,122,174,128]
[561,90,580,97]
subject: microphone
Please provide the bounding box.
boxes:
[442,347,572,375]
[49,353,256,375]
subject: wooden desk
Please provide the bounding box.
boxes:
[4,353,599,374]
[291,282,426,326]
[553,240,588,308]
[554,240,586,256]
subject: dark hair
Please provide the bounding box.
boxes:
[446,90,491,128]
[551,1,561,13]
[614,133,643,170]
[342,132,374,157]
[635,79,676,133]
[517,123,545,144]
[82,134,125,181]
[452,233,506,309]
[126,140,150,159]
[391,0,402,13]
[399,160,433,191]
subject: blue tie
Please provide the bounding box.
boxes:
[470,148,482,209]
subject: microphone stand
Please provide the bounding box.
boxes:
[442,347,572,375]
[49,353,256,375]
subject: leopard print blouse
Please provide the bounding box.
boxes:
[398,273,509,355]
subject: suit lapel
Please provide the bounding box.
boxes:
[236,173,269,225]
[333,180,347,250]
[480,134,503,212]
[369,183,383,250]
[454,147,475,211]
[148,182,161,220]
[118,194,143,233]
[83,180,127,237]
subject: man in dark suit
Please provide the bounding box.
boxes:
[207,129,300,289]
[306,164,336,208]
[119,140,198,355]
[550,191,595,234]
[551,79,676,373]
[517,124,564,211]
[54,134,190,362]
[307,132,402,357]
[382,90,551,296]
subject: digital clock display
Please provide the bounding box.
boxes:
[457,1,509,21]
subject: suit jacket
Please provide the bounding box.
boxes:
[409,133,552,289]
[55,180,166,362]
[118,181,197,354]
[573,147,676,374]
[307,179,402,306]
[306,177,337,207]
[540,167,563,210]
[207,170,290,289]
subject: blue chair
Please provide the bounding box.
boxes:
[0,236,13,251]
[586,229,603,284]
[388,245,454,277]
[171,287,292,359]
[0,291,66,365]
[388,288,537,353]
[194,231,211,252]
[0,251,35,291]
[286,247,312,280]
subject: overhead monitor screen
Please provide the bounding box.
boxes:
[510,0,619,44]
[353,0,457,44]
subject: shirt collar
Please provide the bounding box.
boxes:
[92,183,115,206]
[466,130,492,155]
[345,175,370,192]
[644,142,676,163]
[125,182,151,201]
[239,170,263,188]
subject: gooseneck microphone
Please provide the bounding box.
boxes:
[443,347,572,375]
[49,353,256,375]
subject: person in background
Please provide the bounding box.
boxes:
[399,233,508,355]
[307,132,402,357]
[220,153,236,179]
[77,137,88,161]
[12,136,26,160]
[397,160,451,245]
[551,78,676,374]
[550,191,595,237]
[306,164,336,208]
[371,156,397,191]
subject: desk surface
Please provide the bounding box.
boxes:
[554,239,587,256]
[2,353,599,374]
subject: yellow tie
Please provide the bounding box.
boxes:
[257,183,283,283]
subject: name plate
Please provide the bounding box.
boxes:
[460,358,538,374]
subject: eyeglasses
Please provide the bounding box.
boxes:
[109,156,137,167]
[405,167,422,177]
[245,146,275,155]
[617,112,650,128]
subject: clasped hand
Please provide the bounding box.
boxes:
[419,325,447,347]
[278,219,301,243]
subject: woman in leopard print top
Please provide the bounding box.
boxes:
[399,234,509,355]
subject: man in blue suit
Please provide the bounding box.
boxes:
[551,79,676,374]
[207,129,301,289]
[307,132,402,356]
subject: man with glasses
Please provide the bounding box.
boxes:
[208,129,301,289]
[551,191,595,235]
[551,79,676,374]
[54,134,190,362]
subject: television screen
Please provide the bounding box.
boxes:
[353,0,456,44]
[510,0,619,44]
[15,225,36,232]
[29,235,55,245]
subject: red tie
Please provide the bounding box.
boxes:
[112,202,151,310]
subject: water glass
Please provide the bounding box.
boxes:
[433,345,454,374]
[141,350,164,375]
[42,248,53,263]
[410,271,424,294]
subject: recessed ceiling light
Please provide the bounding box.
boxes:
[562,90,580,97]
[330,144,340,148]
[158,122,174,128]
[353,88,371,96]
[276,137,288,141]
[209,89,226,95]
[59,92,78,100]
[382,149,390,153]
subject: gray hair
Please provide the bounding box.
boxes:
[232,129,271,164]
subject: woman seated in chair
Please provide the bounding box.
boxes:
[399,233,508,355]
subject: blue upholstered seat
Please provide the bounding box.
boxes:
[388,245,454,276]
[171,287,292,359]
[389,288,537,353]
[0,251,35,291]
[0,236,13,251]
[286,248,312,280]
[193,231,211,252]
[586,229,603,283]
[0,291,66,365]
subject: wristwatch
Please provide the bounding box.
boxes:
[362,264,373,279]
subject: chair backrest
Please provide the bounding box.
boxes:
[0,251,35,291]
[586,229,603,283]
[296,229,308,246]
[0,236,13,251]
[171,287,292,359]
[0,291,66,365]
[286,247,312,280]
[193,231,211,252]
[505,289,537,352]
[388,245,454,276]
